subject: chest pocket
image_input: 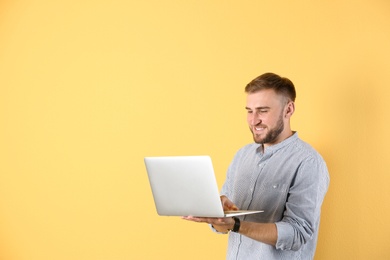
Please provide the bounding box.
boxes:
[263,183,289,192]
[250,182,289,222]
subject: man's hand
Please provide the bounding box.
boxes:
[220,195,238,211]
[181,196,238,233]
[181,215,235,233]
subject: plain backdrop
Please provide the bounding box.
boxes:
[1,1,390,259]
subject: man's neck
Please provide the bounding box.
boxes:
[261,130,294,152]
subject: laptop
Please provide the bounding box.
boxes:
[144,156,263,217]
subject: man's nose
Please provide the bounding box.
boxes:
[249,113,261,126]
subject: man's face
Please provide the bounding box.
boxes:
[246,89,287,146]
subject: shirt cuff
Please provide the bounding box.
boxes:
[209,224,229,234]
[275,221,295,250]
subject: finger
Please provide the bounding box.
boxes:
[182,216,207,222]
[230,205,239,210]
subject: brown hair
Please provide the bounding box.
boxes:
[245,72,296,102]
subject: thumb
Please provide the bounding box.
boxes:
[221,196,239,211]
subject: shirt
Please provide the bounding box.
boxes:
[220,132,330,260]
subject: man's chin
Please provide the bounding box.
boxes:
[253,135,264,144]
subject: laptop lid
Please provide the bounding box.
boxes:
[144,156,263,217]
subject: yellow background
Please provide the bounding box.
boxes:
[1,0,389,259]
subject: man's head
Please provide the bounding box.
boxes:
[245,73,296,146]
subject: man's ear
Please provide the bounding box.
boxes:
[285,101,295,117]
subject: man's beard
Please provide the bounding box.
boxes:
[252,112,284,144]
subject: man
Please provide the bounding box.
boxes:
[183,72,330,259]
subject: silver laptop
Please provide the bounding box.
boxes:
[144,156,263,217]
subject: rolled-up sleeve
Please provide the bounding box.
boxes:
[275,155,329,251]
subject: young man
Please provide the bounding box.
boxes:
[183,73,330,259]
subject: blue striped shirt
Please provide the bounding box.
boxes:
[220,132,329,260]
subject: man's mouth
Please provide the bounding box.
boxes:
[254,127,265,131]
